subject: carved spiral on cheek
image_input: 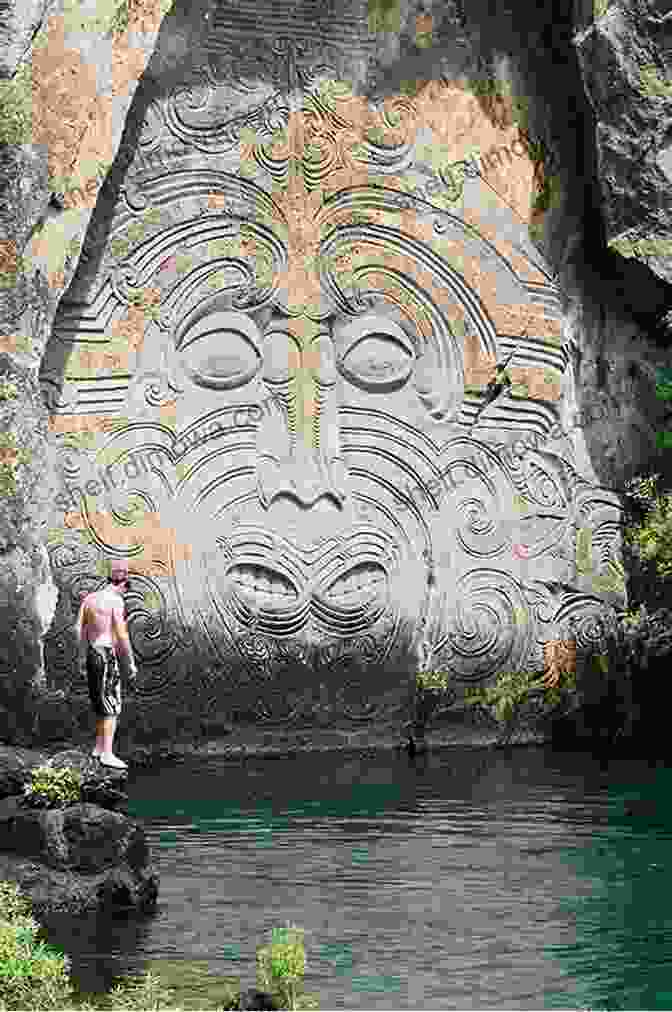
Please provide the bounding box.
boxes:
[141,372,175,408]
[237,632,273,664]
[518,459,566,510]
[551,598,618,654]
[125,578,176,665]
[438,570,533,683]
[56,444,85,483]
[452,479,509,558]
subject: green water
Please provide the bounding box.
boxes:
[40,746,672,1009]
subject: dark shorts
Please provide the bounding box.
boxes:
[86,644,122,717]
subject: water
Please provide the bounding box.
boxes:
[40,746,672,1010]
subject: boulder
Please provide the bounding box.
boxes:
[0,746,128,812]
[0,850,159,918]
[42,748,129,813]
[0,802,146,873]
[0,749,157,917]
[0,744,50,799]
[238,989,282,1011]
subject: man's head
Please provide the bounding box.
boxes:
[108,558,130,591]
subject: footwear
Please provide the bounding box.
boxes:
[98,753,127,770]
[91,750,101,758]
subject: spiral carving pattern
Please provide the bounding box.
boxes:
[42,20,624,734]
[434,570,535,683]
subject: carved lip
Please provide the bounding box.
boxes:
[228,564,299,604]
[227,560,388,609]
[321,561,387,603]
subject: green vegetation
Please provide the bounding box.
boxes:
[0,60,33,146]
[0,433,31,498]
[368,0,401,33]
[528,221,545,244]
[593,0,612,18]
[21,766,82,809]
[257,924,317,1011]
[608,234,672,259]
[0,876,318,1011]
[532,173,562,215]
[0,254,28,291]
[127,289,161,321]
[59,0,173,38]
[0,376,18,401]
[411,662,576,747]
[464,668,572,738]
[45,528,67,546]
[638,64,672,99]
[623,473,672,579]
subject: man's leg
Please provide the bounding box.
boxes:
[101,715,117,755]
[94,717,106,755]
[94,716,116,754]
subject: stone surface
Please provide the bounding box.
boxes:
[0,744,50,798]
[573,0,672,286]
[31,0,628,745]
[0,0,179,728]
[237,989,282,1011]
[0,801,145,872]
[0,746,128,807]
[0,0,670,749]
[0,849,159,917]
[42,748,129,811]
[0,0,52,79]
[0,750,157,916]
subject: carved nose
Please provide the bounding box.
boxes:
[281,439,336,507]
[257,383,343,509]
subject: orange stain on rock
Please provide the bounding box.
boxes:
[63,509,192,576]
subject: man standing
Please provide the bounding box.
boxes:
[75,558,138,769]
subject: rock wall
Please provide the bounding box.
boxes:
[0,0,670,747]
[0,0,202,733]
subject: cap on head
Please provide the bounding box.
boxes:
[109,558,130,585]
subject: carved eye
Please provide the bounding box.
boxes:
[179,312,261,389]
[336,315,414,392]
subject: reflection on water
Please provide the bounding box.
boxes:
[40,747,672,1010]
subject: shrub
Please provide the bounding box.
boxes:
[464,666,576,745]
[0,883,77,1012]
[0,883,319,1011]
[623,473,672,578]
[0,60,33,146]
[620,472,672,613]
[256,923,315,1011]
[21,765,81,809]
[0,882,33,924]
[410,668,455,741]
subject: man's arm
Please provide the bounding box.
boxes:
[75,597,88,673]
[111,602,138,680]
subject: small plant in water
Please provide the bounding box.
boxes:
[256,922,311,1011]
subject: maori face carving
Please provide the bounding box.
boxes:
[43,33,624,720]
[167,290,454,671]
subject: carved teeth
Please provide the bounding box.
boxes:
[230,564,297,602]
[326,564,386,602]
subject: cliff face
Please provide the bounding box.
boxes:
[0,0,670,746]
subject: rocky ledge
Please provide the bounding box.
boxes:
[0,747,158,918]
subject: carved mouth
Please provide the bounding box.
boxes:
[323,562,387,603]
[229,564,298,604]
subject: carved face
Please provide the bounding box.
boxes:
[163,272,463,674]
[42,49,624,719]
